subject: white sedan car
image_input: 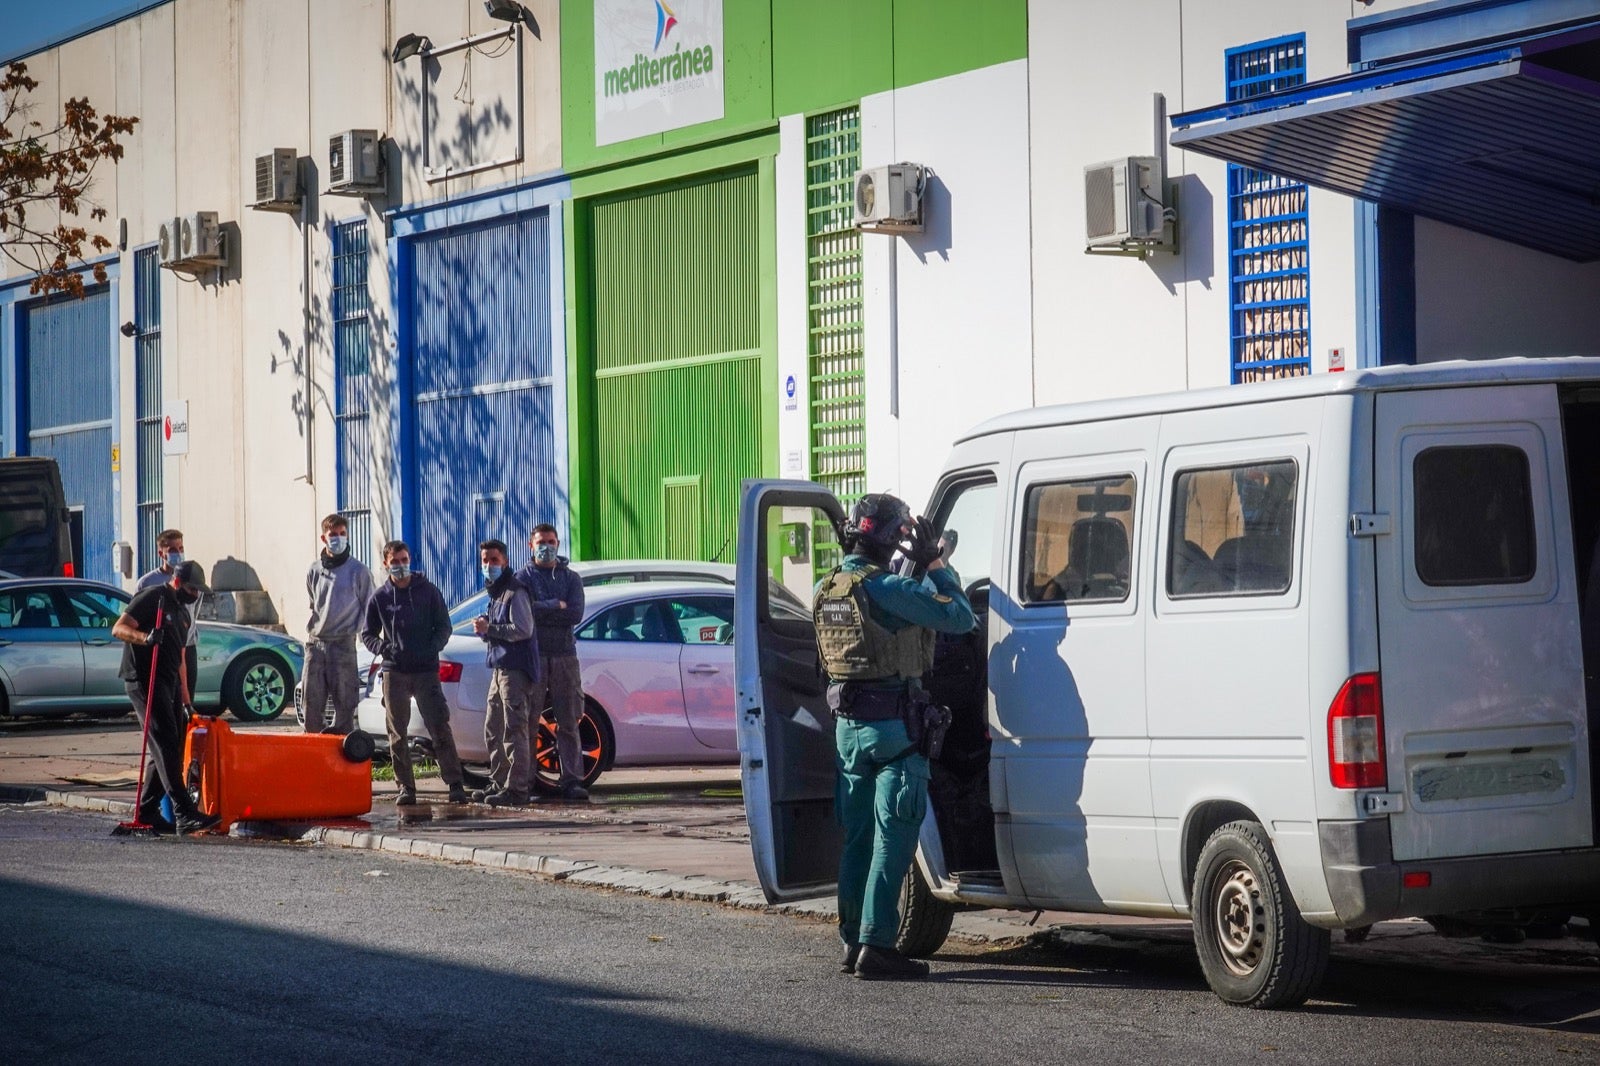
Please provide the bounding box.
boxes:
[359,580,809,794]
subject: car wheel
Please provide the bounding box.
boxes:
[531,700,613,796]
[222,653,293,722]
[896,862,956,958]
[1192,819,1329,1009]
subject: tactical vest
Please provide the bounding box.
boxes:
[813,564,936,682]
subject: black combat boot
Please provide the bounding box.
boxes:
[172,800,221,836]
[840,943,861,974]
[852,945,930,981]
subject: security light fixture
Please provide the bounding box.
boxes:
[120,321,137,338]
[391,33,431,63]
[484,0,540,37]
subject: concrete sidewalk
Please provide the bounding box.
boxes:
[4,714,1599,977]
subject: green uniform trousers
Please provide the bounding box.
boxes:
[835,715,930,949]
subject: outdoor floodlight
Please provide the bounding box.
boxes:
[484,0,541,37]
[120,321,137,338]
[390,33,431,63]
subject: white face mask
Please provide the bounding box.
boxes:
[534,544,559,565]
[326,535,349,555]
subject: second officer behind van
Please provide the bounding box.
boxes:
[816,492,975,981]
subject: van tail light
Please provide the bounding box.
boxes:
[438,660,463,684]
[1328,672,1386,789]
[62,561,74,577]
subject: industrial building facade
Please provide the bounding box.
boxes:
[2,0,1596,633]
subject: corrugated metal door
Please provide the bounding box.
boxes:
[20,290,113,582]
[590,169,762,562]
[410,211,557,607]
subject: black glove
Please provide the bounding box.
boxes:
[902,516,942,568]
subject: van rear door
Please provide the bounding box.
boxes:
[1374,385,1593,861]
[735,480,846,902]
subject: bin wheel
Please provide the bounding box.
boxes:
[341,730,376,763]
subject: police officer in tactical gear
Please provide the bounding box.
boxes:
[816,492,975,980]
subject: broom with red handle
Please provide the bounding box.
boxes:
[113,604,165,836]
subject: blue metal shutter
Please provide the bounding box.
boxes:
[21,289,114,581]
[408,211,557,607]
[332,219,374,566]
[134,249,163,572]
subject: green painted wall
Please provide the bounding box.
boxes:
[561,0,1026,169]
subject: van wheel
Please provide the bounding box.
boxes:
[1192,820,1328,1009]
[896,863,956,958]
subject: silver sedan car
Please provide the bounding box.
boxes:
[0,578,305,721]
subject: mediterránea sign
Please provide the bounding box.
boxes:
[594,0,724,147]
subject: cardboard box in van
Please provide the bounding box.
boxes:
[736,358,1600,1009]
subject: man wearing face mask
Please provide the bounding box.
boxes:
[136,528,198,697]
[303,514,374,735]
[361,541,468,806]
[111,561,220,836]
[472,539,540,806]
[514,523,588,801]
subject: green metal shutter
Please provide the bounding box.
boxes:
[806,108,865,574]
[589,168,763,562]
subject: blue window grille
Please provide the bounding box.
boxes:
[133,247,163,572]
[1226,35,1311,383]
[332,219,373,565]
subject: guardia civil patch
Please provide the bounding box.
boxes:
[818,601,857,627]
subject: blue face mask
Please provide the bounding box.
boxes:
[165,549,183,568]
[482,564,504,585]
[534,544,559,565]
[326,535,349,555]
[387,563,411,581]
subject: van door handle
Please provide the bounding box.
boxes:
[85,638,113,646]
[687,664,720,675]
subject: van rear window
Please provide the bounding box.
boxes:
[1167,460,1298,598]
[1413,445,1534,586]
[1019,475,1136,604]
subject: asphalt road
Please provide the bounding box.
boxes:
[2,804,1597,1066]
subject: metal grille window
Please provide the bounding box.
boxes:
[332,219,373,565]
[133,247,163,573]
[806,107,864,574]
[1226,36,1311,383]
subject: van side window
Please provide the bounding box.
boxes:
[1167,460,1297,598]
[1019,475,1136,604]
[1413,445,1534,586]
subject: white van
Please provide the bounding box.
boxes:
[735,358,1600,1009]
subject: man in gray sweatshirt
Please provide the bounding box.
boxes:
[303,513,374,734]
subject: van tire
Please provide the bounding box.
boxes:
[896,863,956,958]
[1192,820,1329,1009]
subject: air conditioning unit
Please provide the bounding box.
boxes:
[1084,156,1167,249]
[157,217,184,266]
[854,163,925,232]
[252,149,301,212]
[179,211,224,267]
[328,129,384,195]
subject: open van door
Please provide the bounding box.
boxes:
[1374,385,1593,862]
[735,479,845,903]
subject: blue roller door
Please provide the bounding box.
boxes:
[20,290,114,582]
[408,211,557,608]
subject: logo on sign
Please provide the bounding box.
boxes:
[653,0,678,50]
[784,375,796,399]
[164,415,187,441]
[164,416,172,441]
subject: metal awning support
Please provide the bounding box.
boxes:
[1170,30,1600,261]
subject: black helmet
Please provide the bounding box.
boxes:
[842,493,912,557]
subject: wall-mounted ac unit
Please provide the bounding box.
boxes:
[179,211,224,268]
[328,129,384,195]
[157,217,184,266]
[1084,156,1168,250]
[252,149,301,212]
[854,163,925,233]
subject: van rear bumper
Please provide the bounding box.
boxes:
[1318,819,1600,927]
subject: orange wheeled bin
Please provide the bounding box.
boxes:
[183,716,373,832]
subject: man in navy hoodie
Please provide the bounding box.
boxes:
[361,540,467,806]
[516,523,589,801]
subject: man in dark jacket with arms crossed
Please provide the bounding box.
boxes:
[361,540,467,806]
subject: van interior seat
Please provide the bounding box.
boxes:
[605,611,640,641]
[1212,534,1290,592]
[1171,538,1223,595]
[17,603,54,628]
[1061,516,1130,597]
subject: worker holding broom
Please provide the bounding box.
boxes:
[111,560,221,837]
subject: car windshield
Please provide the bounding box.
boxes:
[448,572,802,629]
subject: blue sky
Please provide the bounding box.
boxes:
[0,1,164,65]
